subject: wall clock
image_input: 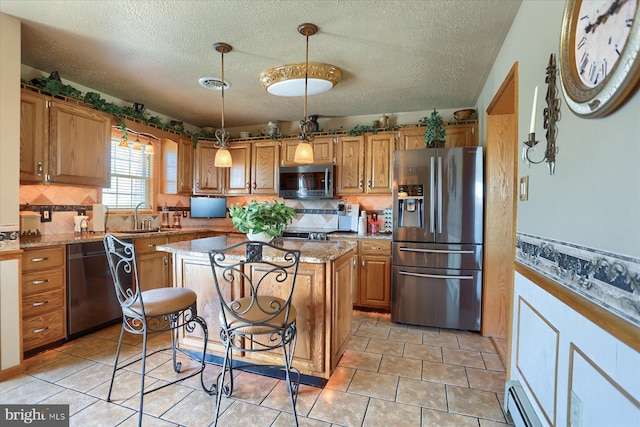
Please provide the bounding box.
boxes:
[559,0,640,118]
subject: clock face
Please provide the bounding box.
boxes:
[560,0,640,117]
[575,0,637,88]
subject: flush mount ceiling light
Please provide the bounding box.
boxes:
[211,42,233,168]
[258,26,342,97]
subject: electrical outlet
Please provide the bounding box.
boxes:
[40,207,52,222]
[77,208,86,216]
[182,210,187,217]
[570,390,583,427]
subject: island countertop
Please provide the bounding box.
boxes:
[156,235,357,263]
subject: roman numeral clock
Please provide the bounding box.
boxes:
[560,0,640,117]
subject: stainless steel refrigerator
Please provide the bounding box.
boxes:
[391,147,483,330]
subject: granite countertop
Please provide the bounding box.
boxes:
[329,231,392,240]
[19,227,221,248]
[157,235,357,263]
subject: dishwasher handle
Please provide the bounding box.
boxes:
[399,247,475,255]
[399,270,474,280]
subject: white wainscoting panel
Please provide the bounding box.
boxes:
[516,297,559,425]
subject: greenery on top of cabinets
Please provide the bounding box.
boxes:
[22,76,187,135]
[420,109,447,147]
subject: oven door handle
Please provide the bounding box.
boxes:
[399,247,474,254]
[399,270,474,280]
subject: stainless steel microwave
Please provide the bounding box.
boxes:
[278,165,335,199]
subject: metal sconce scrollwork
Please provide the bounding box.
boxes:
[523,53,561,175]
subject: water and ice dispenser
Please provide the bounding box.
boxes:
[397,184,424,228]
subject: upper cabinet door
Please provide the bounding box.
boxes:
[445,122,478,147]
[398,127,426,150]
[177,137,194,194]
[20,90,48,183]
[365,132,394,194]
[225,143,251,195]
[48,100,112,187]
[251,139,279,194]
[194,142,223,194]
[280,135,335,166]
[336,135,365,195]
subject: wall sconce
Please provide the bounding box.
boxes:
[523,54,561,175]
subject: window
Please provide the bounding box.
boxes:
[102,132,155,210]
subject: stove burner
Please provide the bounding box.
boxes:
[282,230,330,240]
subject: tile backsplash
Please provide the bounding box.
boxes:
[20,184,392,234]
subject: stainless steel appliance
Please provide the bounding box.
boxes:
[278,165,334,199]
[66,240,128,338]
[392,147,483,330]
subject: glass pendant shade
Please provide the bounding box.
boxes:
[145,141,154,154]
[293,141,314,163]
[214,147,232,167]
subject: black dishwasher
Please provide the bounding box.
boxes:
[66,239,129,338]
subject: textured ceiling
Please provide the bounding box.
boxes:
[0,0,522,128]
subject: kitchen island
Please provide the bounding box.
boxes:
[156,235,357,380]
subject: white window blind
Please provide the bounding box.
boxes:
[102,136,154,210]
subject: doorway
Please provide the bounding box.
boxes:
[482,63,518,371]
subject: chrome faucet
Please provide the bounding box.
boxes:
[134,202,152,230]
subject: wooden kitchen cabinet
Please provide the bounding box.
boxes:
[20,89,112,187]
[365,132,394,194]
[225,143,251,195]
[134,235,170,291]
[22,246,67,353]
[48,99,112,187]
[398,127,426,151]
[194,141,251,195]
[335,135,365,195]
[331,252,356,370]
[177,137,194,193]
[20,90,48,182]
[359,239,392,310]
[445,121,478,147]
[251,139,279,194]
[280,135,335,166]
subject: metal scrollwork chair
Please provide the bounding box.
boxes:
[103,234,209,427]
[207,241,301,427]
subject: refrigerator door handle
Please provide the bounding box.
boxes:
[399,247,475,254]
[437,156,443,234]
[399,270,474,280]
[430,156,435,233]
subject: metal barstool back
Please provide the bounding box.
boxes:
[103,233,209,427]
[207,241,301,427]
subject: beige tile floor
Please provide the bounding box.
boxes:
[1,311,513,426]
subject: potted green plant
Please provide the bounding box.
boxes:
[423,109,447,148]
[228,199,297,241]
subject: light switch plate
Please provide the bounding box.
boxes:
[520,176,529,201]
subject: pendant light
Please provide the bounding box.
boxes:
[293,23,318,164]
[213,42,232,168]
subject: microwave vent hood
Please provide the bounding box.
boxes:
[278,165,335,199]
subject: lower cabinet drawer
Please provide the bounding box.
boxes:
[22,289,64,317]
[23,309,66,352]
[361,239,391,255]
[22,269,65,295]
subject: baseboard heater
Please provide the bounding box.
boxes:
[505,380,543,427]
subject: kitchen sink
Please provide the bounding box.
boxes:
[114,228,161,234]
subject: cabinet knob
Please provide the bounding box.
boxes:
[147,244,156,248]
[37,162,43,176]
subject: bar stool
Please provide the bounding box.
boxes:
[103,234,209,427]
[207,240,301,427]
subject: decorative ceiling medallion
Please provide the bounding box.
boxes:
[258,62,343,96]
